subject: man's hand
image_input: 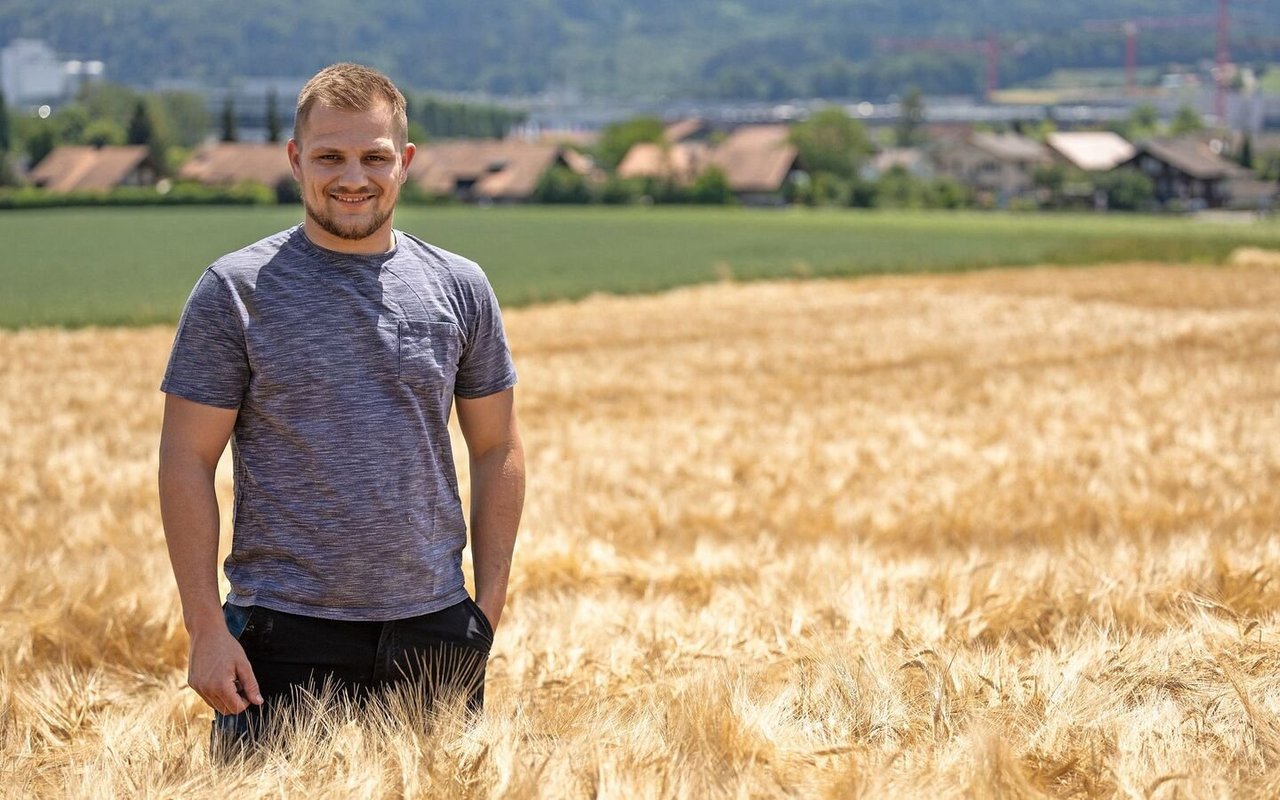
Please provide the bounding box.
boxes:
[475,596,504,633]
[187,628,263,715]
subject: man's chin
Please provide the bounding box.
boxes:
[306,209,390,242]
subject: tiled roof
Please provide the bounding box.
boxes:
[409,139,564,200]
[1132,137,1251,180]
[178,142,293,186]
[616,124,799,193]
[969,132,1050,163]
[29,145,152,192]
[708,125,799,193]
[1046,132,1136,171]
[616,141,712,184]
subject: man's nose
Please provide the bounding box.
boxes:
[337,158,368,187]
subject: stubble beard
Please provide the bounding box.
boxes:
[304,195,394,242]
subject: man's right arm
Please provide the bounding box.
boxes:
[158,394,263,715]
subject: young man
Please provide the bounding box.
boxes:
[158,63,524,755]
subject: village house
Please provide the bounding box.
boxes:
[617,123,802,205]
[931,131,1051,206]
[177,142,293,189]
[860,147,934,181]
[28,145,161,193]
[408,139,585,203]
[1116,137,1260,210]
[1045,131,1136,172]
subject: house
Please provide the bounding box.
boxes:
[932,132,1051,205]
[616,124,802,204]
[409,139,574,203]
[860,147,934,181]
[28,145,161,193]
[707,125,803,205]
[1045,132,1136,172]
[178,142,293,188]
[616,141,712,185]
[1117,137,1254,209]
[663,117,712,144]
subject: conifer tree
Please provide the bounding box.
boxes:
[265,87,281,143]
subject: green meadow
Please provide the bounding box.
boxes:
[3,205,1280,328]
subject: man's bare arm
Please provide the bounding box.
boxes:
[456,388,525,632]
[158,394,262,714]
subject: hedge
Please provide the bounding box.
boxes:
[0,181,275,210]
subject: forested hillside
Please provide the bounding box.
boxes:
[2,0,1278,99]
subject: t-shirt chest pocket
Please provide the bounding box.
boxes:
[398,320,462,392]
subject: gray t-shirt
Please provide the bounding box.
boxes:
[161,225,517,621]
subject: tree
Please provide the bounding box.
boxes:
[596,116,664,171]
[1117,103,1160,140]
[265,87,282,143]
[532,165,591,203]
[83,119,126,147]
[0,89,10,153]
[127,99,154,145]
[1169,104,1204,136]
[1238,133,1253,170]
[156,91,211,148]
[789,106,873,180]
[894,87,926,147]
[689,167,733,205]
[220,95,238,142]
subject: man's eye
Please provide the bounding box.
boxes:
[365,155,388,162]
[318,154,341,161]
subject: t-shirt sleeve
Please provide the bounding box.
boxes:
[455,274,517,399]
[160,269,250,409]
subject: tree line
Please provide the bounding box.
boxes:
[0,84,527,184]
[5,0,1278,100]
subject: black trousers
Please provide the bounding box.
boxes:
[211,598,494,759]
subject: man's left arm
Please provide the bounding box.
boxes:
[456,387,525,633]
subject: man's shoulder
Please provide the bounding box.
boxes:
[207,226,303,279]
[393,230,488,282]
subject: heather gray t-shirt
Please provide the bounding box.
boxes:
[161,225,517,621]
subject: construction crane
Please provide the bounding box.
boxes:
[873,33,1002,103]
[1085,0,1236,120]
[1082,15,1217,95]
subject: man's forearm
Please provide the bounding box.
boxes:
[469,439,526,626]
[158,455,226,637]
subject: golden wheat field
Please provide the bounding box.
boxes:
[3,255,1280,799]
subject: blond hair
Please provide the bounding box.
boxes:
[294,63,408,145]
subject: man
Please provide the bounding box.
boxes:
[158,63,524,756]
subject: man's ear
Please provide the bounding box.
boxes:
[400,141,417,179]
[287,139,303,181]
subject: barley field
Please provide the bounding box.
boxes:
[3,254,1280,798]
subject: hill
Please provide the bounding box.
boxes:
[1,0,1279,99]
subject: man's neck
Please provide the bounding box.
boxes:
[302,219,397,255]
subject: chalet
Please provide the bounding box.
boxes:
[1045,132,1135,172]
[932,132,1051,205]
[616,141,712,185]
[178,142,293,188]
[29,145,161,193]
[409,139,578,203]
[707,125,803,205]
[616,124,802,205]
[1117,137,1253,209]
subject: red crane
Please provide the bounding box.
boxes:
[874,33,1002,103]
[1083,14,1217,95]
[1085,0,1234,120]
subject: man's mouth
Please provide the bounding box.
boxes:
[331,193,374,204]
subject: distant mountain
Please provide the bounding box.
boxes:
[2,0,1277,100]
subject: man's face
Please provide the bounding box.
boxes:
[287,102,415,253]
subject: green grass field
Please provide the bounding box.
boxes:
[3,206,1280,328]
